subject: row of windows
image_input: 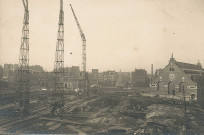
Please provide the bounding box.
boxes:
[151,84,196,89]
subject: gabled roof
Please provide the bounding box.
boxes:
[175,61,203,71]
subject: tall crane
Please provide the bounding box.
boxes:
[70,4,88,97]
[51,0,65,115]
[16,0,30,115]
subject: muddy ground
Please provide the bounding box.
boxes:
[64,92,204,134]
[0,88,204,134]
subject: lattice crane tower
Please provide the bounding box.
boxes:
[51,0,65,115]
[70,4,88,97]
[16,0,30,115]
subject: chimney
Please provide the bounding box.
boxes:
[151,64,153,84]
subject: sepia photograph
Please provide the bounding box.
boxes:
[0,0,204,134]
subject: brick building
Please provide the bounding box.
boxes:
[29,65,46,89]
[197,76,204,107]
[2,64,18,82]
[151,54,204,101]
[2,64,18,89]
[121,72,131,83]
[30,65,44,73]
[90,69,99,86]
[119,72,132,88]
[132,69,150,87]
[154,69,162,77]
[103,70,117,86]
[63,66,80,90]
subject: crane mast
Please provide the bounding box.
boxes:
[51,0,65,115]
[70,4,88,96]
[16,0,30,115]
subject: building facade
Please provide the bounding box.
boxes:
[132,69,149,87]
[154,69,162,78]
[90,69,99,86]
[103,70,118,86]
[197,76,204,107]
[121,72,131,83]
[2,64,18,82]
[63,66,80,90]
[151,55,204,101]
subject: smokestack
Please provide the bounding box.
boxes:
[151,64,153,84]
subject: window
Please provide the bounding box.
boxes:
[170,67,174,71]
[172,90,176,96]
[191,94,195,100]
[179,85,183,92]
[187,86,197,89]
[151,84,156,87]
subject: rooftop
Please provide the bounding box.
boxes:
[175,61,203,71]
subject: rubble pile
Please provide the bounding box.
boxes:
[66,93,204,134]
[8,91,201,134]
[1,90,204,134]
[145,104,184,134]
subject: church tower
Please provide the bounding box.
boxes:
[169,53,175,64]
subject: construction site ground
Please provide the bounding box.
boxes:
[0,88,204,134]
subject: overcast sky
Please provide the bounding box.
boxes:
[0,0,204,73]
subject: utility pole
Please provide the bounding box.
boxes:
[51,0,65,115]
[16,0,30,115]
[70,4,88,98]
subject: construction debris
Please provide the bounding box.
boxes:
[0,89,204,134]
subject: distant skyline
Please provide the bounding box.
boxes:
[1,0,204,73]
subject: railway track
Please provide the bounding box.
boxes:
[1,115,37,133]
[4,116,37,133]
[0,94,92,134]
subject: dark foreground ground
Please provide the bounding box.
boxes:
[0,88,204,134]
